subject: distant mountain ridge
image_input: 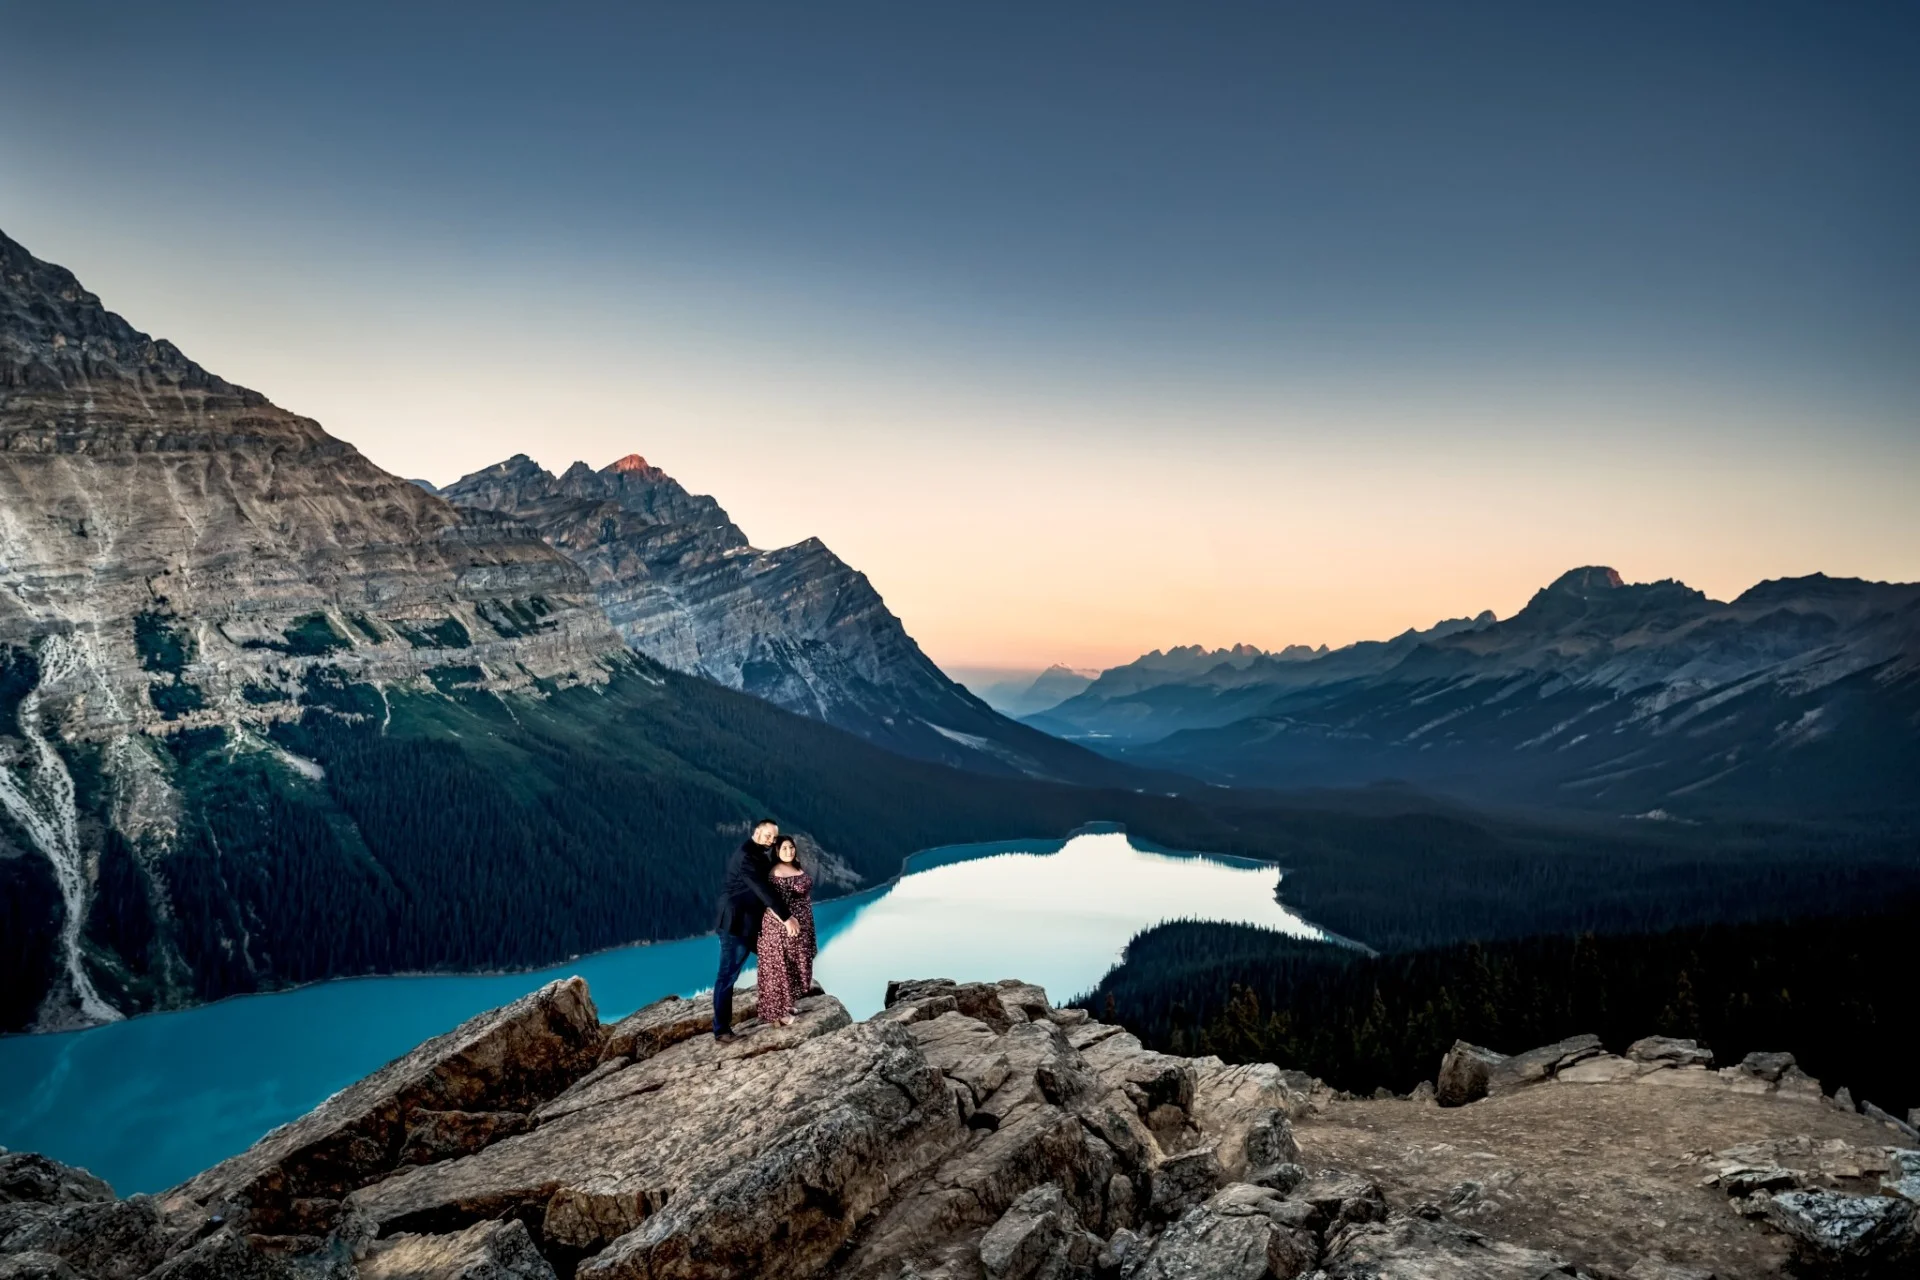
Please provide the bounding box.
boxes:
[1099,566,1920,819]
[1028,614,1493,742]
[969,664,1099,717]
[440,454,1135,783]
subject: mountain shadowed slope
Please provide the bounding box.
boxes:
[440,453,1140,784]
[1120,566,1920,820]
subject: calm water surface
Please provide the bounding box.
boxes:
[0,829,1324,1193]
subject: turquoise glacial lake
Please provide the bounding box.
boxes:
[0,829,1325,1195]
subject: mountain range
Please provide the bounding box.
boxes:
[435,454,1120,782]
[0,228,1178,1034]
[1053,567,1920,820]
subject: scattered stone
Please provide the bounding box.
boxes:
[0,1156,113,1208]
[0,1255,80,1280]
[1627,1036,1714,1068]
[1832,1086,1857,1113]
[360,1218,557,1280]
[1407,1080,1436,1104]
[1557,1054,1643,1085]
[1435,1041,1506,1106]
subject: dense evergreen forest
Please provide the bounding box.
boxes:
[1089,903,1920,1118]
[7,648,1917,1033]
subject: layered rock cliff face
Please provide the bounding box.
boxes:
[440,455,1133,783]
[4,976,1913,1280]
[0,229,627,1031]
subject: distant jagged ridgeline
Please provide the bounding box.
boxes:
[1032,566,1920,822]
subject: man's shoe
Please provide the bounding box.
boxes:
[713,1031,738,1045]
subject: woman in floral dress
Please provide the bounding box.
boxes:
[756,836,817,1026]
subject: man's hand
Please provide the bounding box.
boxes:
[785,918,800,939]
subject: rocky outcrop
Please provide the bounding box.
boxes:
[7,985,1914,1280]
[438,456,1131,783]
[2,977,1675,1280]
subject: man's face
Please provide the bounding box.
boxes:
[753,822,778,846]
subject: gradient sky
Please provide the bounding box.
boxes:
[3,3,1915,670]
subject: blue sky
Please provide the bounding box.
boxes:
[3,2,1915,665]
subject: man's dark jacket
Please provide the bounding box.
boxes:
[716,839,792,943]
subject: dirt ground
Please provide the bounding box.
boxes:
[1296,1079,1909,1278]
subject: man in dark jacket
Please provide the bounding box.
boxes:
[712,817,797,1041]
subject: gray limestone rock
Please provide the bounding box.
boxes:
[0,1254,81,1280]
[347,1000,958,1277]
[1435,1041,1507,1107]
[0,1195,172,1280]
[1126,1183,1319,1280]
[1764,1190,1916,1263]
[1146,1147,1223,1224]
[397,1112,536,1166]
[977,1184,1099,1280]
[360,1219,557,1280]
[1736,1051,1797,1082]
[1485,1035,1606,1097]
[1319,1213,1584,1278]
[0,1156,112,1208]
[1625,1037,1714,1069]
[171,977,602,1232]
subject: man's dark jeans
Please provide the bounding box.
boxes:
[712,932,753,1035]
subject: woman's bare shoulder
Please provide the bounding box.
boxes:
[771,865,806,879]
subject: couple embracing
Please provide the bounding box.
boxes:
[711,817,818,1043]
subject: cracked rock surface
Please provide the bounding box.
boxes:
[4,977,1914,1280]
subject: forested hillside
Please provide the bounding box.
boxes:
[1090,904,1920,1119]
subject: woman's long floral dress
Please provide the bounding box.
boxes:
[756,870,817,1023]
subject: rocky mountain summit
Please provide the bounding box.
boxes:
[1049,567,1920,820]
[0,228,626,1030]
[438,455,1131,782]
[4,976,1912,1280]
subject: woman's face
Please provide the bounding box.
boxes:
[776,840,797,863]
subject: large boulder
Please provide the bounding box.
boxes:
[1189,1061,1307,1180]
[360,1218,558,1280]
[347,996,958,1277]
[170,977,603,1232]
[1435,1042,1506,1107]
[1764,1190,1916,1265]
[1484,1034,1605,1097]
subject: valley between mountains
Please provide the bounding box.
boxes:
[2,215,1917,1119]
